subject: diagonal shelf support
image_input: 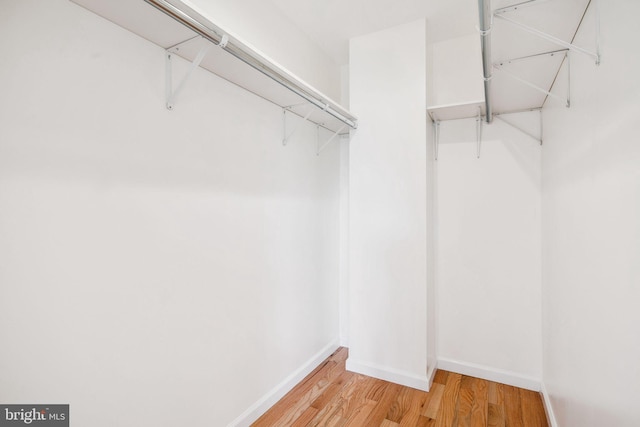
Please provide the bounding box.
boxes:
[283,105,315,146]
[495,112,543,145]
[493,62,570,108]
[165,35,229,110]
[433,120,441,161]
[166,44,211,110]
[317,125,347,155]
[494,12,600,65]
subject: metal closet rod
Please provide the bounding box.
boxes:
[478,0,493,123]
[144,0,358,130]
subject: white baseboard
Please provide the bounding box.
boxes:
[540,382,558,427]
[346,358,433,392]
[227,340,340,427]
[437,357,541,391]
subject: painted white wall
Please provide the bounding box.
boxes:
[541,1,640,425]
[348,19,432,391]
[0,1,341,426]
[427,34,484,108]
[184,0,341,101]
[436,115,542,388]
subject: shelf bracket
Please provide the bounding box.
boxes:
[495,112,543,145]
[494,12,600,65]
[317,125,347,155]
[476,108,483,159]
[282,105,314,146]
[493,62,570,108]
[165,44,212,110]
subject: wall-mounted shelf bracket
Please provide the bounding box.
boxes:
[316,124,347,155]
[494,0,551,15]
[282,105,314,146]
[493,50,571,108]
[165,35,229,110]
[494,6,600,65]
[495,108,543,145]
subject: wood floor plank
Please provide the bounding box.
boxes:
[308,373,371,426]
[488,382,506,427]
[417,415,437,427]
[488,403,506,427]
[520,389,548,427]
[503,384,524,427]
[455,375,475,427]
[361,381,403,426]
[252,349,549,427]
[311,370,354,410]
[470,377,489,427]
[398,388,431,427]
[422,383,445,419]
[434,372,462,427]
[290,407,319,427]
[386,386,414,423]
[432,370,449,385]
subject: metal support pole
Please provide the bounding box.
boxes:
[478,0,493,123]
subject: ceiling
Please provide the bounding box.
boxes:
[270,0,479,66]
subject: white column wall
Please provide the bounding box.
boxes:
[0,1,341,426]
[541,1,640,425]
[348,19,432,391]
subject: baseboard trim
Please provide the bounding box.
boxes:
[227,340,340,427]
[346,358,432,392]
[437,357,541,391]
[540,382,558,427]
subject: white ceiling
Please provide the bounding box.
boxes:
[270,0,479,65]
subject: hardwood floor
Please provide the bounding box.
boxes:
[251,347,548,427]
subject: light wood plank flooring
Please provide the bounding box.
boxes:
[252,347,548,427]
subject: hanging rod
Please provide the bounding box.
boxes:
[478,0,493,123]
[144,0,357,130]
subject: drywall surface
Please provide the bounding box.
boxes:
[184,0,341,102]
[541,1,640,425]
[0,1,340,426]
[427,34,484,108]
[348,20,431,390]
[436,116,542,386]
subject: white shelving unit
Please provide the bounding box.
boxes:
[71,0,357,140]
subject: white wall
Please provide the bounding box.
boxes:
[0,1,341,426]
[185,0,341,101]
[541,1,640,425]
[427,34,484,108]
[436,115,542,389]
[348,19,432,391]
